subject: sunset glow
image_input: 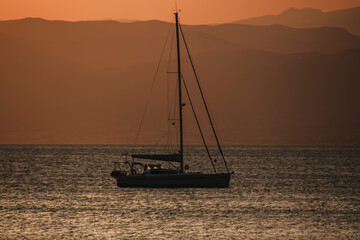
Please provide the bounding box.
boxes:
[1,0,360,24]
[1,1,360,238]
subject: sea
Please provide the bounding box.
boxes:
[1,145,359,239]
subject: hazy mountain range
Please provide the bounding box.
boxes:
[1,6,359,145]
[234,6,360,37]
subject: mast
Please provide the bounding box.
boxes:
[175,12,184,172]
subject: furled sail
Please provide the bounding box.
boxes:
[131,154,181,162]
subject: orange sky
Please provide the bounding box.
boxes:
[1,0,360,24]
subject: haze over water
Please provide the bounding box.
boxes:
[1,145,359,239]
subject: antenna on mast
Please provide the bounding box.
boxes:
[174,0,181,13]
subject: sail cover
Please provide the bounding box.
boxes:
[131,154,181,162]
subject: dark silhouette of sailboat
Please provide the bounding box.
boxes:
[111,12,231,188]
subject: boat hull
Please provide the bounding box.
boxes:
[116,172,230,188]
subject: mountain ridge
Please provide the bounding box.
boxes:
[234,5,360,36]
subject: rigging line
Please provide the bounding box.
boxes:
[133,22,173,147]
[167,26,174,119]
[179,24,230,173]
[167,24,175,148]
[154,131,170,147]
[173,80,179,147]
[181,74,216,173]
[169,74,178,148]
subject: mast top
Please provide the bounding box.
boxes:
[174,0,181,14]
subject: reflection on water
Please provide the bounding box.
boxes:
[1,145,359,239]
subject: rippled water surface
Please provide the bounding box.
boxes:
[1,145,359,239]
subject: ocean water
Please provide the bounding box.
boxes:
[0,145,359,239]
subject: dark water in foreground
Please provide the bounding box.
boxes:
[0,145,359,239]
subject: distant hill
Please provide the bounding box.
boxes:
[0,19,359,145]
[234,6,360,37]
[0,18,359,70]
[186,23,360,54]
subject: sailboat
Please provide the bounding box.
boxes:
[110,11,231,188]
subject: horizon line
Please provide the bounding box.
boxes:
[1,5,359,25]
